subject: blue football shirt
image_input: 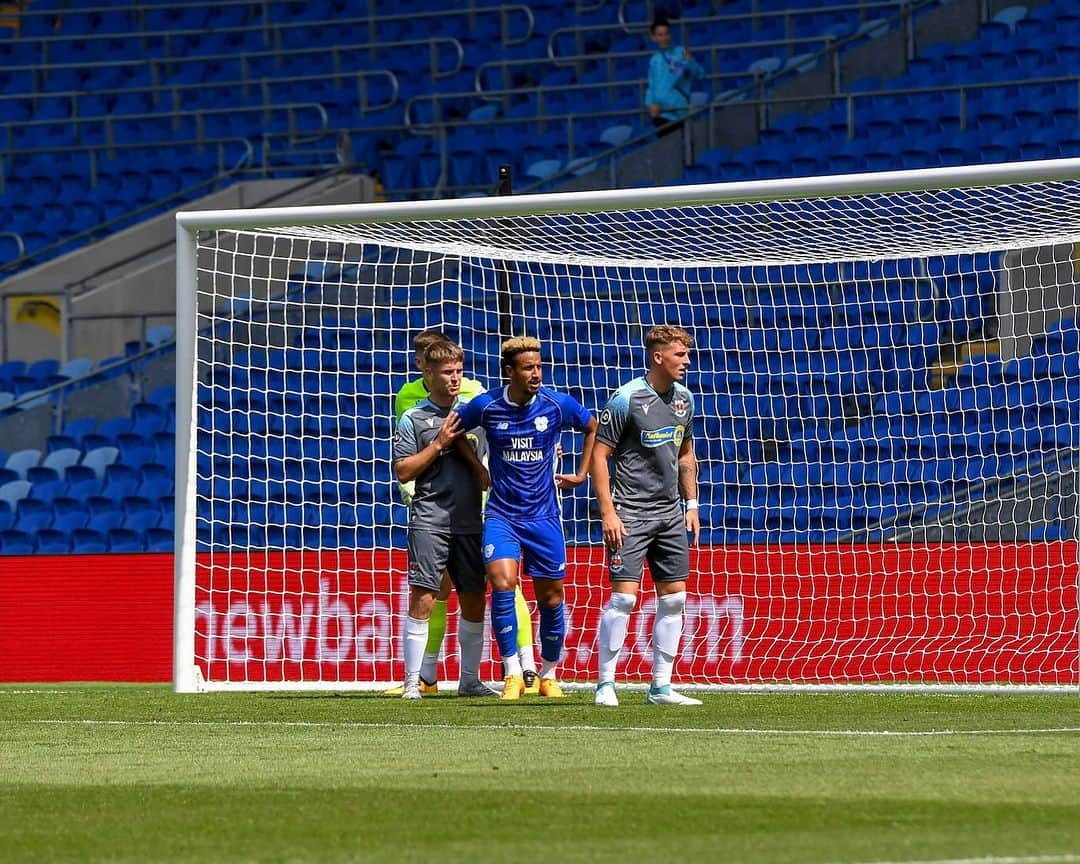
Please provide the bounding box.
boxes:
[456,386,592,521]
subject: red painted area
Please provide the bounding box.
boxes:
[0,554,174,682]
[2,546,1077,685]
[193,544,1078,686]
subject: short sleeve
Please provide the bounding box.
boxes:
[596,390,629,447]
[392,412,419,463]
[554,391,592,431]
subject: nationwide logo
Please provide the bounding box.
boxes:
[534,415,549,432]
[640,426,685,448]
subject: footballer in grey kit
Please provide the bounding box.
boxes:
[597,377,694,524]
[391,340,496,699]
[394,401,485,543]
[591,325,703,707]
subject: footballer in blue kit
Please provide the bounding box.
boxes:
[455,336,597,701]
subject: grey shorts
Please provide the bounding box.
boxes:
[608,512,689,584]
[407,530,486,594]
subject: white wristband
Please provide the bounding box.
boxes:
[684,498,699,510]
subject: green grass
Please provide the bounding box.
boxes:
[2,685,1079,863]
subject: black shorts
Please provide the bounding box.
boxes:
[407,530,485,594]
[608,512,689,584]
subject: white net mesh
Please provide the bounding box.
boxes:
[183,177,1080,689]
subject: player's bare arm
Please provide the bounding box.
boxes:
[556,415,599,489]
[678,435,700,545]
[394,412,462,484]
[591,438,627,550]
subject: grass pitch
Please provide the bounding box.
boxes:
[1,685,1079,863]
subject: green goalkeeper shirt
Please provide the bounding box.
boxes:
[394,376,485,506]
[394,376,485,425]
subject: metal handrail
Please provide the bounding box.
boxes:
[521,0,939,192]
[515,68,1080,196]
[608,0,915,45]
[5,1,534,49]
[0,231,25,260]
[0,68,399,119]
[478,31,836,95]
[0,35,465,84]
[411,69,759,129]
[0,101,327,165]
[61,160,356,300]
[0,334,176,418]
[0,136,254,277]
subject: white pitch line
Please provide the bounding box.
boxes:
[2,719,1080,737]
[0,690,81,695]
[836,855,1080,864]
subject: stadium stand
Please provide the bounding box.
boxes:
[0,0,1078,553]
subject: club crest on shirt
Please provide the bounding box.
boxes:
[534,415,549,432]
[671,396,689,418]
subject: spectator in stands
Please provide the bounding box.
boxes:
[645,14,704,138]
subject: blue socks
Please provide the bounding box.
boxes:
[538,602,565,664]
[490,589,519,662]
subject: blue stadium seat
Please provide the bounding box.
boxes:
[107,528,145,552]
[4,448,41,480]
[71,528,108,554]
[0,528,35,554]
[81,446,119,480]
[87,510,126,534]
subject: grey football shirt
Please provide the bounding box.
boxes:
[596,377,695,520]
[392,397,486,533]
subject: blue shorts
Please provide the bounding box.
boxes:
[482,513,567,580]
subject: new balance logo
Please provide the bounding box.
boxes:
[498,625,513,634]
[426,418,437,428]
[496,422,509,430]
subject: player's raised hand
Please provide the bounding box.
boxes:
[436,412,463,449]
[685,506,700,546]
[601,510,627,551]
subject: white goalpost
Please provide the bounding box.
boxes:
[174,159,1080,693]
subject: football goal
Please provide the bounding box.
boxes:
[175,159,1080,692]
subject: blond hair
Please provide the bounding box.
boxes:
[423,339,463,368]
[500,336,541,371]
[645,324,693,352]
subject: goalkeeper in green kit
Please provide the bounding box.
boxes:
[385,329,540,695]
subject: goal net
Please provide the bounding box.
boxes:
[175,161,1080,692]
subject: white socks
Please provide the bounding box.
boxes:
[457,617,484,685]
[652,592,686,689]
[597,592,636,685]
[403,616,428,688]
